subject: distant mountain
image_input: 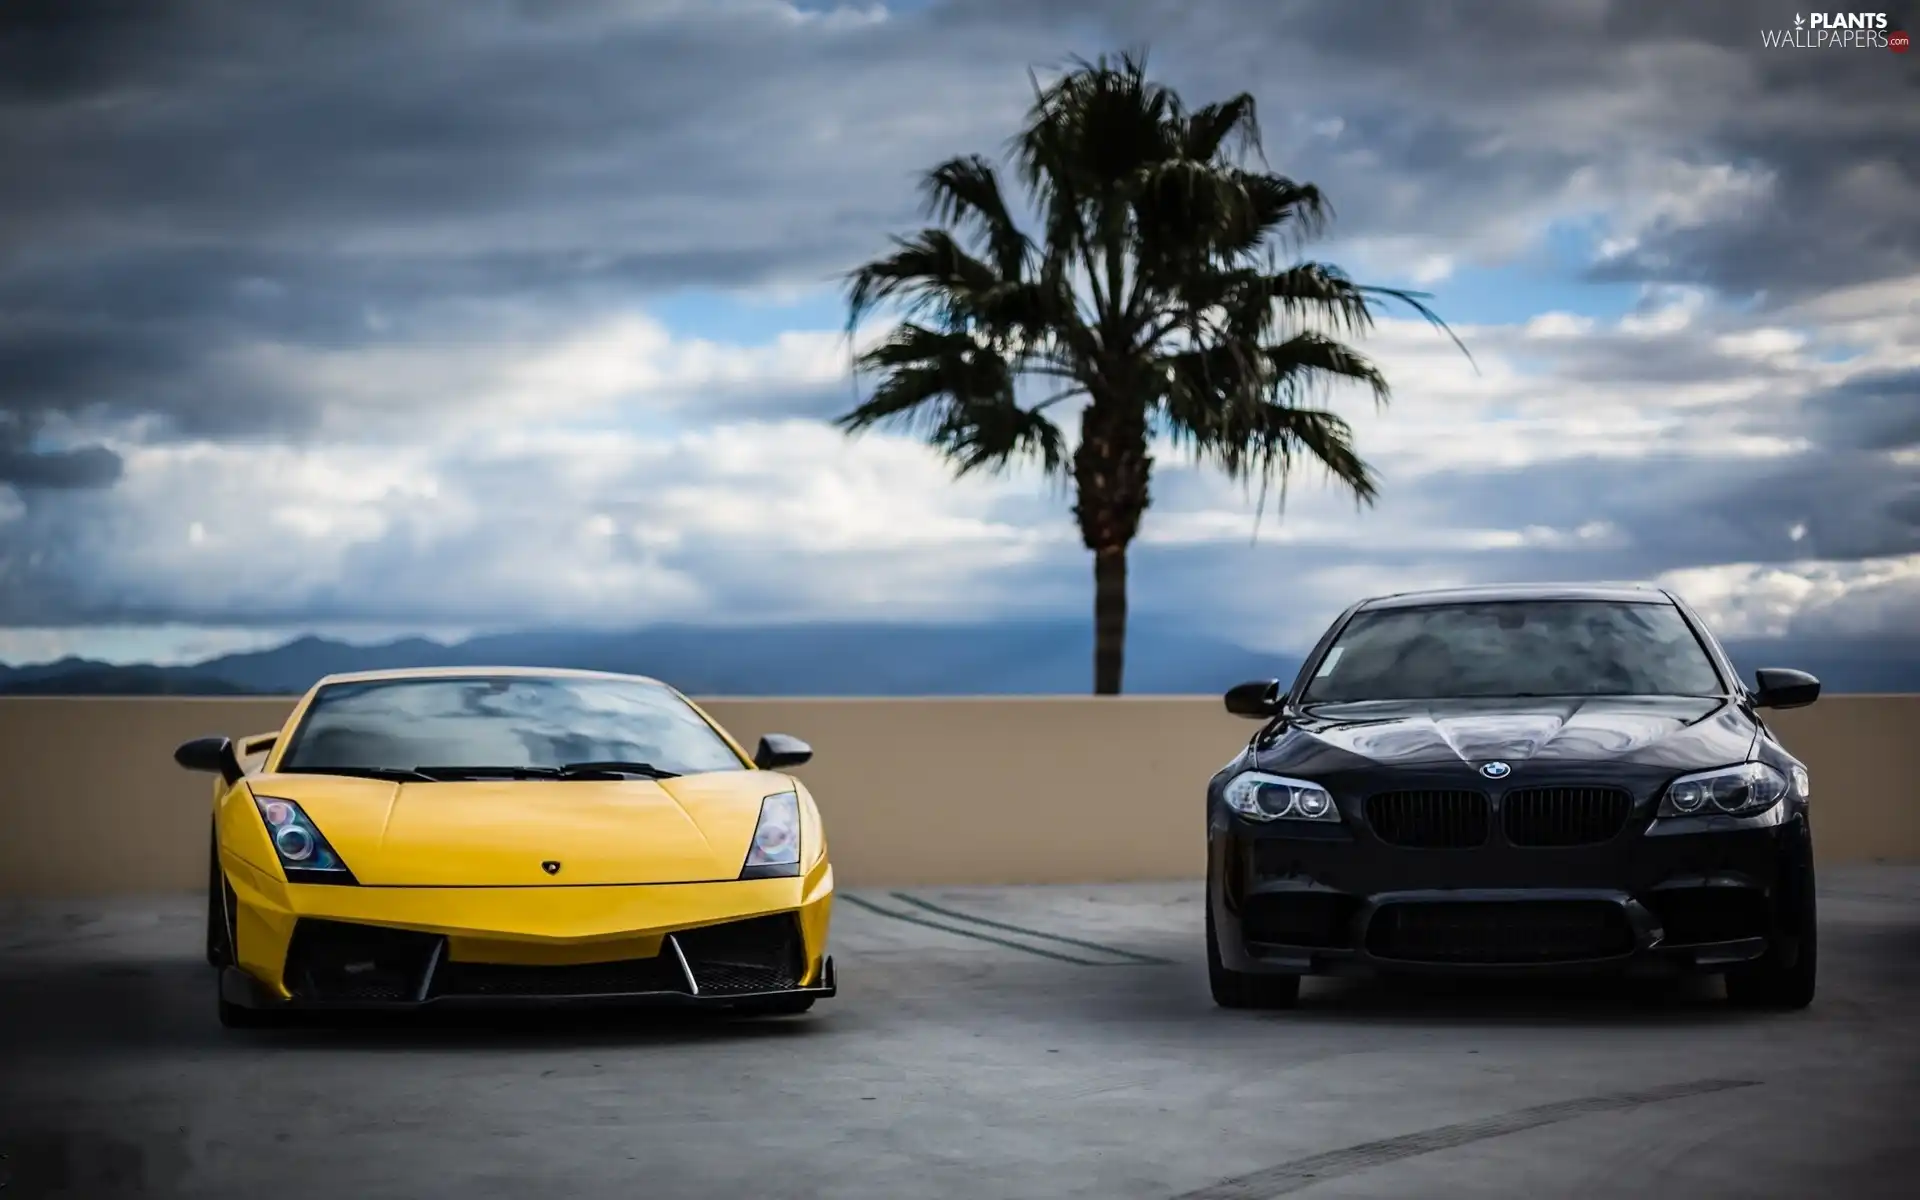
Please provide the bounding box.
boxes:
[0,623,1911,697]
[0,621,1294,697]
[0,660,257,695]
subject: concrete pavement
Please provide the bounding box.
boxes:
[1,869,1915,1199]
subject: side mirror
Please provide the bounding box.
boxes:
[175,736,243,784]
[753,733,814,770]
[1753,668,1821,710]
[1224,679,1283,719]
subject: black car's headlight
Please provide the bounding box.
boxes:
[253,794,357,884]
[739,790,802,879]
[1655,763,1792,818]
[1221,771,1339,822]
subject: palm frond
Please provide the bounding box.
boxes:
[921,156,1033,282]
[1182,93,1261,164]
[844,229,1002,330]
[838,322,1069,478]
[1263,262,1380,336]
[936,393,1070,477]
[1358,284,1478,371]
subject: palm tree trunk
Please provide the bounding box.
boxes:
[1075,390,1150,696]
[1092,545,1127,695]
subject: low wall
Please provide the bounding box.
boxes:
[0,695,1914,896]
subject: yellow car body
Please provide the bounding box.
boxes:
[178,667,835,1025]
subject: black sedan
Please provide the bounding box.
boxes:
[1206,582,1821,1011]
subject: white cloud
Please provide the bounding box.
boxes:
[1583,160,1776,265]
[7,266,1912,662]
[217,312,867,440]
[1409,254,1454,285]
[1658,555,1920,640]
[1523,312,1596,339]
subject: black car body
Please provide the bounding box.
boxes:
[1206,583,1821,1010]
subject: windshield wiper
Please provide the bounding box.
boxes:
[410,765,561,781]
[401,763,681,781]
[282,766,438,783]
[555,761,680,779]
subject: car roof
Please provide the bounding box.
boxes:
[310,665,671,689]
[1354,581,1676,611]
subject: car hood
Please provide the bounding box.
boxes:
[244,769,789,886]
[1253,695,1756,775]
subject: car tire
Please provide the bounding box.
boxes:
[1207,899,1301,1010]
[1726,845,1818,1011]
[206,827,233,969]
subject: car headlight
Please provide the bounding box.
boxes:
[1221,771,1339,823]
[252,794,356,883]
[1656,763,1790,818]
[740,790,801,879]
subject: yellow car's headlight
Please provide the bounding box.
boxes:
[253,794,358,884]
[739,791,801,879]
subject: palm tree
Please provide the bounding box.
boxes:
[838,52,1463,694]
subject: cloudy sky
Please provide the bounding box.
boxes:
[2,0,1916,666]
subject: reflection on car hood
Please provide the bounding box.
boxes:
[1255,695,1757,773]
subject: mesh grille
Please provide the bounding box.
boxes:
[1502,786,1634,847]
[1365,790,1490,849]
[1366,901,1634,964]
[677,913,805,995]
[284,919,439,1002]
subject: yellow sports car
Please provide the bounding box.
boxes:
[174,666,836,1027]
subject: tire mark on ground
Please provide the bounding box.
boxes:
[1165,1077,1762,1200]
[837,894,1117,966]
[887,892,1175,965]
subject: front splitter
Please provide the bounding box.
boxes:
[220,956,838,1012]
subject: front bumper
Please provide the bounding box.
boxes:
[219,955,838,1013]
[217,853,836,1010]
[1210,806,1809,978]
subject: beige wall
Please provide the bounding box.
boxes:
[1,695,1914,897]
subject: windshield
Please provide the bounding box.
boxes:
[1301,600,1725,703]
[276,675,747,776]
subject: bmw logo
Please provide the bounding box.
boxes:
[1479,761,1512,780]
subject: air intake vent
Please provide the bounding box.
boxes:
[283,919,440,1002]
[1366,901,1634,964]
[676,913,805,995]
[433,956,687,999]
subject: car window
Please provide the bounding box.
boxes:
[1301,600,1724,702]
[277,676,747,775]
